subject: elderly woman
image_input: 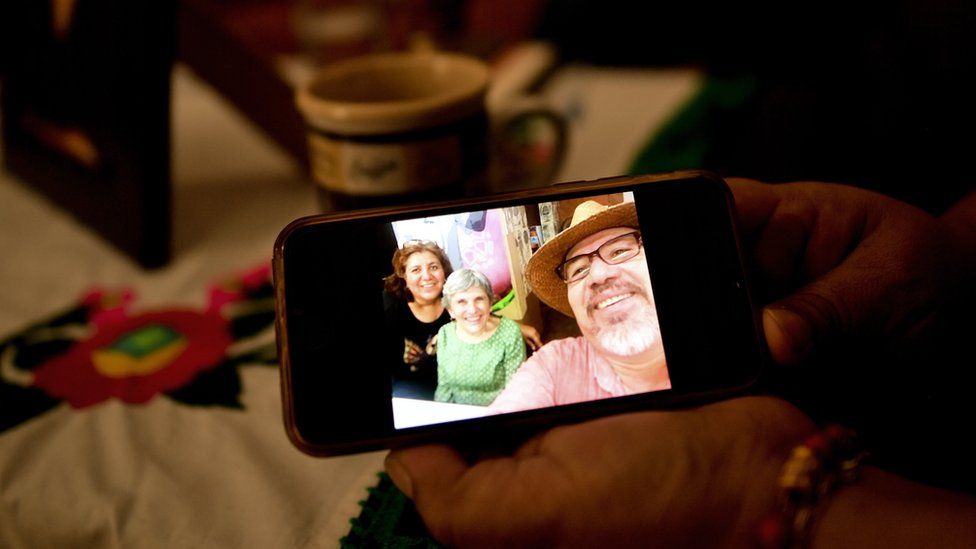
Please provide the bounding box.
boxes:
[432,269,526,406]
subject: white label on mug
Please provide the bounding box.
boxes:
[308,133,463,196]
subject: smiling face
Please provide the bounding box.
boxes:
[447,285,491,336]
[565,227,660,358]
[403,251,446,305]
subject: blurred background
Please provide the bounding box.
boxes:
[3,0,973,268]
[1,3,975,545]
[173,0,975,213]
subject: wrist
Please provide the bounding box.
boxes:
[811,466,976,549]
[755,425,865,549]
[730,449,794,548]
[716,399,819,548]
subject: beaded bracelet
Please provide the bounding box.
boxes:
[757,425,866,549]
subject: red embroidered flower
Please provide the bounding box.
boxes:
[31,310,232,408]
[207,264,272,314]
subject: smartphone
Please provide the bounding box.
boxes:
[274,171,764,456]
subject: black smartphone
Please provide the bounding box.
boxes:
[274,171,764,456]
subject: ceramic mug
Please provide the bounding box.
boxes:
[296,51,565,210]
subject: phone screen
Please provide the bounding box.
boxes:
[277,173,763,455]
[384,191,670,430]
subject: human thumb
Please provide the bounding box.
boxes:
[760,240,939,368]
[762,305,815,366]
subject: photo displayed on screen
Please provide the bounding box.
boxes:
[382,191,670,429]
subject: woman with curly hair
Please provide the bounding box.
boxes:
[383,240,455,399]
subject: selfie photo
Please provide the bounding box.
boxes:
[383,192,671,429]
[278,173,764,455]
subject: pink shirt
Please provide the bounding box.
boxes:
[489,336,668,413]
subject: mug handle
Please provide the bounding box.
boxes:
[488,94,568,192]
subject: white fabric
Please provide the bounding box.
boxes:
[0,65,384,548]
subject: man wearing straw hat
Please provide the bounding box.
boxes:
[490,200,670,413]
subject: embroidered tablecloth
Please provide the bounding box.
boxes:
[1,63,704,547]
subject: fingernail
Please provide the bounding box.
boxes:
[763,307,813,364]
[384,453,414,499]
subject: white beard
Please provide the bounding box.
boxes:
[592,306,660,356]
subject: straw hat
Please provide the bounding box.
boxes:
[526,200,639,317]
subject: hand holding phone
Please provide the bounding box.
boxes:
[385,396,814,547]
[729,178,973,366]
[274,171,764,456]
[383,180,976,549]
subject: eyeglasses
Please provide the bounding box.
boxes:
[556,231,643,283]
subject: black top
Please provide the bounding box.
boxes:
[383,293,452,394]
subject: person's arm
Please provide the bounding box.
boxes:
[488,346,556,413]
[385,397,976,548]
[515,321,542,351]
[431,324,451,402]
[502,319,527,380]
[812,466,976,548]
